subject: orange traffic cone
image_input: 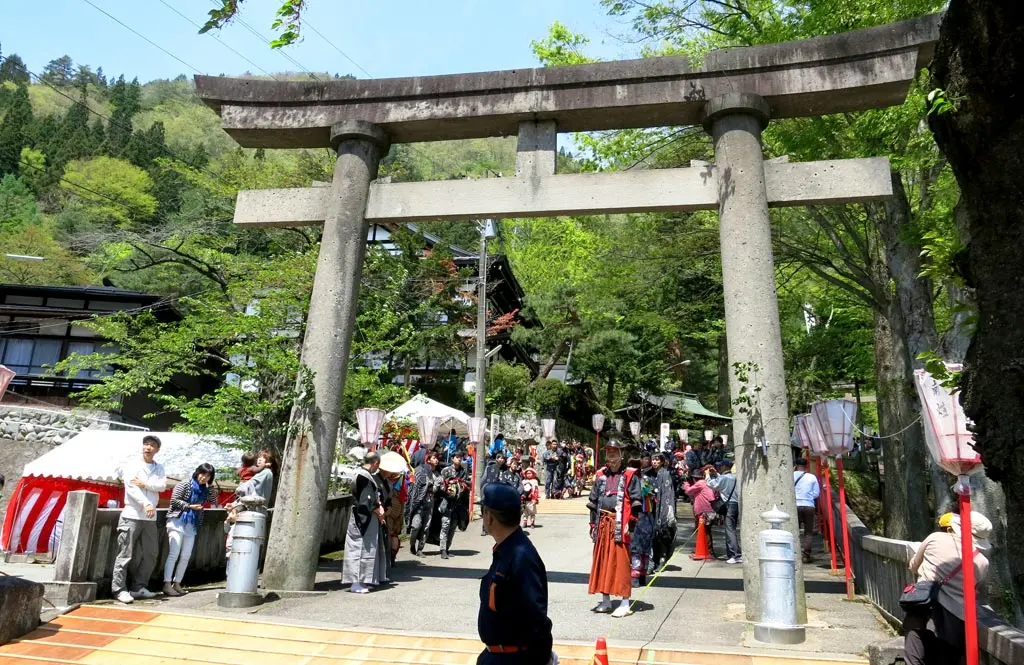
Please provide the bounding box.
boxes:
[691,514,712,560]
[592,637,609,665]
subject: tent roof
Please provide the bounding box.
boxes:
[616,391,732,421]
[22,430,245,483]
[386,395,471,436]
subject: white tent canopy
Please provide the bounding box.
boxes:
[22,430,245,483]
[386,395,471,438]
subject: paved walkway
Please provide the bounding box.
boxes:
[2,498,893,664]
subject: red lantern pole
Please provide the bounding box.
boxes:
[958,478,979,665]
[822,459,838,575]
[835,456,854,599]
[468,443,477,521]
[595,431,601,469]
[815,457,826,537]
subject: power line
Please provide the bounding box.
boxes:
[303,23,373,78]
[208,1,321,81]
[78,0,204,75]
[0,55,230,190]
[154,0,280,80]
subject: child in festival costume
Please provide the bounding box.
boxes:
[521,467,540,528]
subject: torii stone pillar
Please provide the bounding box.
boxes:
[703,93,804,624]
[262,120,389,591]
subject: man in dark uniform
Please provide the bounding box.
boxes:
[477,483,555,665]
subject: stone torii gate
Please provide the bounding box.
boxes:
[196,14,940,623]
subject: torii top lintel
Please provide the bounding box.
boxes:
[195,14,940,149]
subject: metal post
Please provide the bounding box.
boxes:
[754,506,805,644]
[474,222,488,504]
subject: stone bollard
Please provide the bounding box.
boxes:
[46,490,99,607]
[753,505,805,644]
[0,576,44,645]
[218,496,267,608]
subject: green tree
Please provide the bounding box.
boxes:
[61,156,157,227]
[485,361,532,413]
[0,53,30,86]
[0,84,32,176]
[0,173,42,230]
[40,56,74,87]
[0,225,94,285]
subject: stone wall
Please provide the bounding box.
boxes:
[85,495,352,595]
[0,406,121,445]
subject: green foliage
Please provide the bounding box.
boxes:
[486,362,532,414]
[528,377,571,415]
[0,84,32,175]
[60,156,157,226]
[0,174,41,230]
[0,225,96,285]
[530,22,598,66]
[201,0,307,48]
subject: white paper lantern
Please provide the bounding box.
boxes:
[913,366,982,476]
[676,429,686,442]
[541,418,557,441]
[703,429,713,442]
[810,399,857,457]
[416,415,440,450]
[800,411,830,458]
[721,434,728,447]
[629,421,641,437]
[613,418,624,432]
[592,414,606,433]
[792,415,808,449]
[468,417,488,444]
[356,408,386,446]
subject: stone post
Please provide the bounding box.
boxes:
[46,490,99,606]
[703,93,806,622]
[262,120,390,591]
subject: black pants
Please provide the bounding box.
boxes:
[904,605,965,665]
[797,506,816,556]
[652,524,676,567]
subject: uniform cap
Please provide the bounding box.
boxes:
[477,483,522,512]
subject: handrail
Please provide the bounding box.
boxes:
[829,499,1024,665]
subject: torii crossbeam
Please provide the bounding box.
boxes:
[196,14,941,631]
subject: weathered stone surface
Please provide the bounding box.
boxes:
[54,491,98,583]
[233,157,892,227]
[194,14,940,147]
[0,576,43,645]
[43,581,96,607]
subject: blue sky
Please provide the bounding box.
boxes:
[5,0,638,83]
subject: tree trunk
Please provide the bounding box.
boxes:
[929,0,1024,624]
[880,172,947,522]
[872,297,932,541]
[938,203,975,362]
[538,338,569,379]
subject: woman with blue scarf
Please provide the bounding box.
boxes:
[163,463,215,597]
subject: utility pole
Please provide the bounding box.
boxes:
[474,220,489,498]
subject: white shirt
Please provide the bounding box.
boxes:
[793,470,820,508]
[118,459,166,521]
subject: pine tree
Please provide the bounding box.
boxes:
[0,85,33,176]
[41,55,75,87]
[52,101,94,169]
[104,75,141,157]
[0,53,30,85]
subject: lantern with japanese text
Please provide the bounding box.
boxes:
[541,418,557,442]
[677,429,687,443]
[613,418,624,433]
[629,421,641,438]
[914,365,983,665]
[798,412,838,576]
